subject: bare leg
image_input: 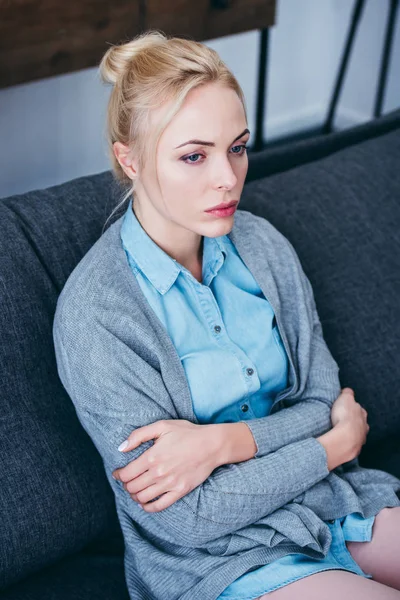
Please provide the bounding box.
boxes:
[255,570,400,599]
[346,507,400,590]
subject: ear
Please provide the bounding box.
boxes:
[113,142,138,180]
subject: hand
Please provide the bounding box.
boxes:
[317,388,369,471]
[331,387,370,456]
[112,420,220,512]
[317,387,370,471]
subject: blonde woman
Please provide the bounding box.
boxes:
[53,30,400,600]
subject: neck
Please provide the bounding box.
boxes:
[132,199,203,271]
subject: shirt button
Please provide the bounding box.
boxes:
[241,404,249,412]
[214,325,221,333]
[246,368,254,376]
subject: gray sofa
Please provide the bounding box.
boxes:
[1,108,400,599]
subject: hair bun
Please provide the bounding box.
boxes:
[99,30,167,85]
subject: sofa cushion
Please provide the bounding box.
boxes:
[1,552,129,600]
[0,174,125,589]
[241,126,400,477]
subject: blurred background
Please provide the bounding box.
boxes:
[0,0,399,199]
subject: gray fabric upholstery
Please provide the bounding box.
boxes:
[241,127,400,462]
[0,174,125,591]
[1,553,129,600]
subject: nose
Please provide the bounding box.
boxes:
[212,156,238,191]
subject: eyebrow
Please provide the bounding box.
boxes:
[174,128,250,149]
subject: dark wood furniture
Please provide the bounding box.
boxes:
[0,0,276,89]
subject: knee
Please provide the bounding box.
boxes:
[375,507,396,524]
[372,506,399,536]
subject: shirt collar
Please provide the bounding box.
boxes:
[120,198,230,295]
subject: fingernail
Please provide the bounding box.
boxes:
[138,504,143,510]
[118,440,129,452]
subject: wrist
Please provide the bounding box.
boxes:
[317,422,355,471]
[212,422,258,467]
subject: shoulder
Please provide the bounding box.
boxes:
[232,208,300,265]
[53,216,139,337]
[231,209,315,310]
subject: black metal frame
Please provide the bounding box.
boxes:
[251,0,399,151]
[373,0,399,118]
[253,28,270,152]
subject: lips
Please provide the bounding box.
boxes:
[206,201,238,211]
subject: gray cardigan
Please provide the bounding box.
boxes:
[53,208,400,600]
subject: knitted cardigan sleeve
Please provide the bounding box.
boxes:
[243,233,342,458]
[53,298,330,548]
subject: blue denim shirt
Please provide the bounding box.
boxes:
[120,199,289,426]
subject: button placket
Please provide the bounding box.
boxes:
[237,399,256,419]
[196,279,260,402]
[199,285,226,340]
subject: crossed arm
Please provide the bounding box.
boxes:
[110,240,348,508]
[53,239,348,548]
[112,234,346,484]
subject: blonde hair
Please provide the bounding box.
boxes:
[99,29,248,231]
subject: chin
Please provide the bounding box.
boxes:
[204,216,235,236]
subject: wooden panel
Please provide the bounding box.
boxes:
[0,0,141,89]
[146,0,276,41]
[0,0,276,89]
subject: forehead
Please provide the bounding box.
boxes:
[155,83,247,145]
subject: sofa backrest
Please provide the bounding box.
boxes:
[242,123,400,474]
[0,172,125,589]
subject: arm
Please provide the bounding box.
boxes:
[214,418,354,471]
[316,423,358,471]
[233,236,341,459]
[53,312,331,548]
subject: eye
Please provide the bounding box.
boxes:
[231,144,247,155]
[180,144,247,165]
[182,153,203,164]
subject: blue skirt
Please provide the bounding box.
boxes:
[217,512,375,599]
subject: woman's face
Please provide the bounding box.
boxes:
[137,82,250,239]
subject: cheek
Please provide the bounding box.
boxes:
[236,156,248,180]
[158,162,193,189]
[159,164,205,199]
[232,162,248,193]
[156,168,201,213]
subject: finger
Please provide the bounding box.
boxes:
[140,491,181,513]
[134,482,168,505]
[125,470,154,494]
[117,421,165,453]
[341,387,354,395]
[114,455,150,483]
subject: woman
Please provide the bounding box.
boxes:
[53,30,400,599]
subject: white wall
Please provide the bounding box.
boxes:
[1,0,399,199]
[265,0,400,136]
